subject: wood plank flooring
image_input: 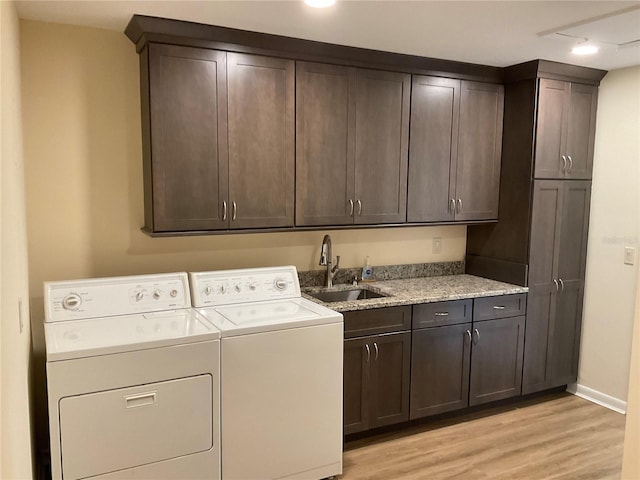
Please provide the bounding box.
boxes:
[341,392,626,479]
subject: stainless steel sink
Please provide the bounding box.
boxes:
[307,287,387,303]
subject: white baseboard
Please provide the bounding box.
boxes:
[567,383,627,414]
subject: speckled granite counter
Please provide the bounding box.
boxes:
[302,274,528,312]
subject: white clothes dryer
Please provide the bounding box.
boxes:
[44,272,221,480]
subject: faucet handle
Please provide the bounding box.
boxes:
[335,255,340,268]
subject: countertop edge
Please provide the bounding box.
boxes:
[302,275,528,313]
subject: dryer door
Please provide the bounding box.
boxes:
[59,374,212,479]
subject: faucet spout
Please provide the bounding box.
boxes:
[319,235,339,288]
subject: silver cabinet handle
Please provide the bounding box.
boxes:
[553,279,559,292]
[465,330,472,343]
[558,278,565,293]
[561,155,567,173]
[365,344,370,363]
[493,305,506,310]
[232,201,237,221]
[457,198,462,213]
[567,155,573,173]
[473,328,480,345]
[373,342,379,361]
[435,312,449,316]
[222,201,227,221]
[356,199,362,216]
[348,199,354,217]
[449,198,456,214]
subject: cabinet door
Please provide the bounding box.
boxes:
[407,76,459,222]
[147,44,228,231]
[354,69,410,224]
[455,81,504,221]
[550,181,591,387]
[469,316,525,406]
[370,332,411,429]
[295,62,356,226]
[534,79,570,179]
[343,337,370,435]
[565,84,597,179]
[522,181,563,394]
[227,53,294,228]
[410,324,471,419]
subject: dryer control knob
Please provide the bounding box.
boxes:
[62,293,82,311]
[204,286,213,296]
[153,290,162,300]
[234,284,241,293]
[274,278,287,291]
[219,285,226,294]
[135,291,144,302]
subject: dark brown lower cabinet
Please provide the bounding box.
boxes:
[469,316,525,406]
[343,332,411,435]
[410,324,471,419]
[410,295,526,420]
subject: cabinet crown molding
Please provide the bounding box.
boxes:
[125,14,504,83]
[504,59,607,85]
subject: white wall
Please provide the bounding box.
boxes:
[0,1,34,478]
[622,263,640,478]
[578,66,640,407]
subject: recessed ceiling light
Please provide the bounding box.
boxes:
[572,44,599,55]
[304,0,336,8]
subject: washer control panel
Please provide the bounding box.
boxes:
[190,266,301,307]
[44,273,190,323]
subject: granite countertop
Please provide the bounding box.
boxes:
[302,274,528,313]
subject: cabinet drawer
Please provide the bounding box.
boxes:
[473,294,527,321]
[412,300,473,329]
[344,306,411,339]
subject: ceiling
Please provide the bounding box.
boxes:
[15,0,640,71]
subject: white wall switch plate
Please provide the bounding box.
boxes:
[624,246,636,265]
[432,237,442,254]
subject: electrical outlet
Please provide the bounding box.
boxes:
[432,237,442,254]
[624,246,636,265]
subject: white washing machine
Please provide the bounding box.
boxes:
[190,266,343,480]
[44,273,221,480]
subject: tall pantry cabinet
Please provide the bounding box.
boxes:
[466,60,606,394]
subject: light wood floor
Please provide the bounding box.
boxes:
[341,392,626,480]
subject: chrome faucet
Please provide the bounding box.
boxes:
[319,234,340,288]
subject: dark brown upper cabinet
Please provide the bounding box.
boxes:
[296,62,410,226]
[227,53,295,229]
[145,44,228,232]
[534,79,598,180]
[140,46,294,233]
[408,78,503,222]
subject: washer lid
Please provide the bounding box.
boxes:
[197,298,342,337]
[45,309,220,361]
